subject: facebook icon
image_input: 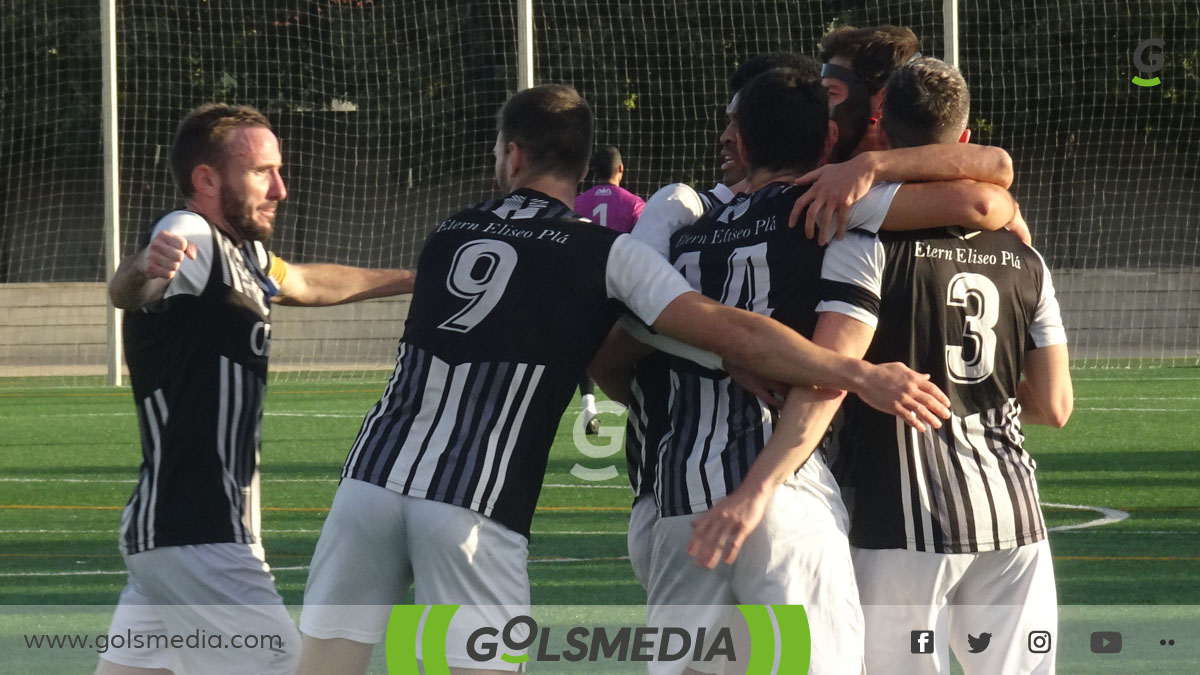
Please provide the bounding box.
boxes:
[911,630,935,654]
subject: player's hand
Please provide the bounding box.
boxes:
[1006,203,1032,246]
[136,230,197,280]
[858,362,951,432]
[726,364,788,406]
[788,155,876,245]
[687,488,771,569]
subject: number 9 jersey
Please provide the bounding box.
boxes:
[818,226,1067,554]
[341,189,692,538]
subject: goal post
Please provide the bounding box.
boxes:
[0,0,1196,387]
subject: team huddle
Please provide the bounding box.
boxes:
[98,23,1072,675]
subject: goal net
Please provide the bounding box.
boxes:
[0,0,1195,386]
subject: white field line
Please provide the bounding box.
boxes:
[0,556,629,578]
[0,478,628,487]
[1074,407,1200,412]
[1044,502,1130,532]
[0,528,625,536]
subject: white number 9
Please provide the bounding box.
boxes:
[438,240,518,333]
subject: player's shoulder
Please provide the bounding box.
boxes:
[152,209,212,238]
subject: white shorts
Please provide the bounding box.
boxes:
[98,543,299,674]
[853,539,1057,675]
[627,493,658,590]
[647,461,863,675]
[299,478,530,671]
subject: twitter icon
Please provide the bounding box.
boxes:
[967,633,993,653]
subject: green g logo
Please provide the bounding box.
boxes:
[1132,38,1164,87]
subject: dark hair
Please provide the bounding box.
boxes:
[592,145,623,181]
[882,58,970,148]
[497,84,593,182]
[733,64,829,174]
[820,25,921,94]
[729,52,816,93]
[169,103,272,198]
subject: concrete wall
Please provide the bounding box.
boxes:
[1,270,1196,377]
[0,283,409,377]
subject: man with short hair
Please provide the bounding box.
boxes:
[99,103,416,675]
[796,24,1023,245]
[295,83,950,675]
[619,51,819,590]
[575,144,646,432]
[640,56,1029,673]
[819,57,1071,674]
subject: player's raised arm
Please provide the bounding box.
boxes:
[108,230,198,310]
[651,290,949,430]
[272,261,415,306]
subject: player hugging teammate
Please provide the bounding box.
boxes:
[103,23,1072,675]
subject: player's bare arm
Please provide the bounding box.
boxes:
[107,230,198,310]
[790,143,1014,242]
[587,324,652,406]
[651,291,950,430]
[687,312,875,568]
[882,179,1015,233]
[1016,343,1073,427]
[272,262,415,306]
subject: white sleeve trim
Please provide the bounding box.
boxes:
[154,210,214,300]
[822,234,885,296]
[618,316,723,370]
[630,183,705,259]
[843,181,902,234]
[605,234,694,326]
[1029,248,1068,348]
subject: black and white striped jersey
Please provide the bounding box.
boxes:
[623,183,736,500]
[818,227,1067,553]
[342,189,692,538]
[120,210,279,555]
[655,181,887,517]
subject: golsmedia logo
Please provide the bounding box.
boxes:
[386,605,810,674]
[1132,38,1164,87]
[467,615,734,664]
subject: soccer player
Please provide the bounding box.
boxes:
[295,83,950,675]
[98,103,415,675]
[796,24,1026,247]
[639,59,1025,675]
[575,144,646,433]
[621,51,818,590]
[576,144,645,234]
[817,58,1072,674]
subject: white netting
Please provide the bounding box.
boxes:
[1,1,1196,385]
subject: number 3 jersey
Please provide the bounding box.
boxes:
[342,189,692,538]
[818,227,1067,553]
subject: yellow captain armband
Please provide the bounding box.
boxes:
[267,254,289,287]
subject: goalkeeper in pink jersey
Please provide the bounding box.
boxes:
[575,144,645,234]
[575,144,646,431]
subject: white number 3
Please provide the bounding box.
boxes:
[944,272,999,384]
[438,240,518,333]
